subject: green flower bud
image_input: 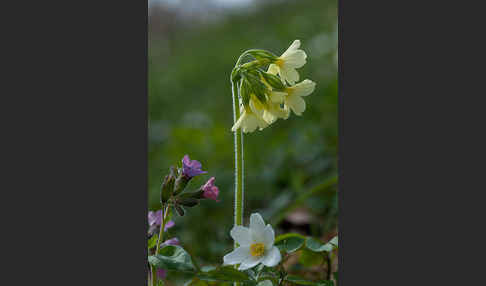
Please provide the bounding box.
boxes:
[244,71,268,104]
[260,71,286,91]
[178,189,205,200]
[231,66,241,83]
[173,174,190,196]
[160,166,176,203]
[239,77,252,107]
[246,50,277,62]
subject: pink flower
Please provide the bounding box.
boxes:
[202,177,220,201]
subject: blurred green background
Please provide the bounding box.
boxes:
[149,0,337,279]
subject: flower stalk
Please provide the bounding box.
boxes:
[231,78,244,231]
[231,76,244,286]
[151,204,170,286]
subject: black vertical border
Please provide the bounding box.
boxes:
[2,0,149,284]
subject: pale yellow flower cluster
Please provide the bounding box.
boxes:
[231,40,316,133]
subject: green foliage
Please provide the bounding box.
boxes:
[197,266,254,283]
[306,237,334,252]
[285,276,334,286]
[148,245,196,272]
[148,243,337,285]
[299,248,325,267]
[275,233,306,253]
[274,233,338,254]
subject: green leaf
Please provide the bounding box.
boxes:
[148,234,158,250]
[299,248,325,267]
[305,237,333,253]
[256,280,273,286]
[148,245,196,272]
[197,266,254,283]
[333,272,338,283]
[274,233,305,253]
[285,275,334,286]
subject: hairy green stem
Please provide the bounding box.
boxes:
[151,205,170,286]
[231,78,244,286]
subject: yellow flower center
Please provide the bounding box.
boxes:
[250,243,265,257]
[275,58,284,67]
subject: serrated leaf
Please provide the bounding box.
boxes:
[197,266,254,283]
[274,233,305,253]
[285,275,334,286]
[305,237,333,253]
[148,245,196,272]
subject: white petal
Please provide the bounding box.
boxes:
[281,40,301,57]
[292,79,316,97]
[267,64,279,75]
[262,225,275,249]
[269,91,287,103]
[249,98,265,117]
[241,114,258,133]
[223,246,250,265]
[230,226,252,246]
[280,66,299,85]
[286,95,306,116]
[282,50,307,68]
[261,246,281,267]
[256,116,269,130]
[250,213,266,241]
[238,255,263,270]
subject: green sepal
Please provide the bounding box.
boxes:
[160,166,177,203]
[246,49,277,62]
[174,204,185,216]
[177,197,199,208]
[260,71,286,91]
[173,173,190,195]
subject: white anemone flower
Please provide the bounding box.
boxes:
[267,40,307,85]
[284,79,316,116]
[231,106,269,133]
[223,213,282,270]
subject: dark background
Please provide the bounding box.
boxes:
[148,0,338,280]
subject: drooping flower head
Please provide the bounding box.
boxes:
[201,177,220,201]
[223,213,281,270]
[268,40,307,85]
[230,40,313,133]
[181,155,207,178]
